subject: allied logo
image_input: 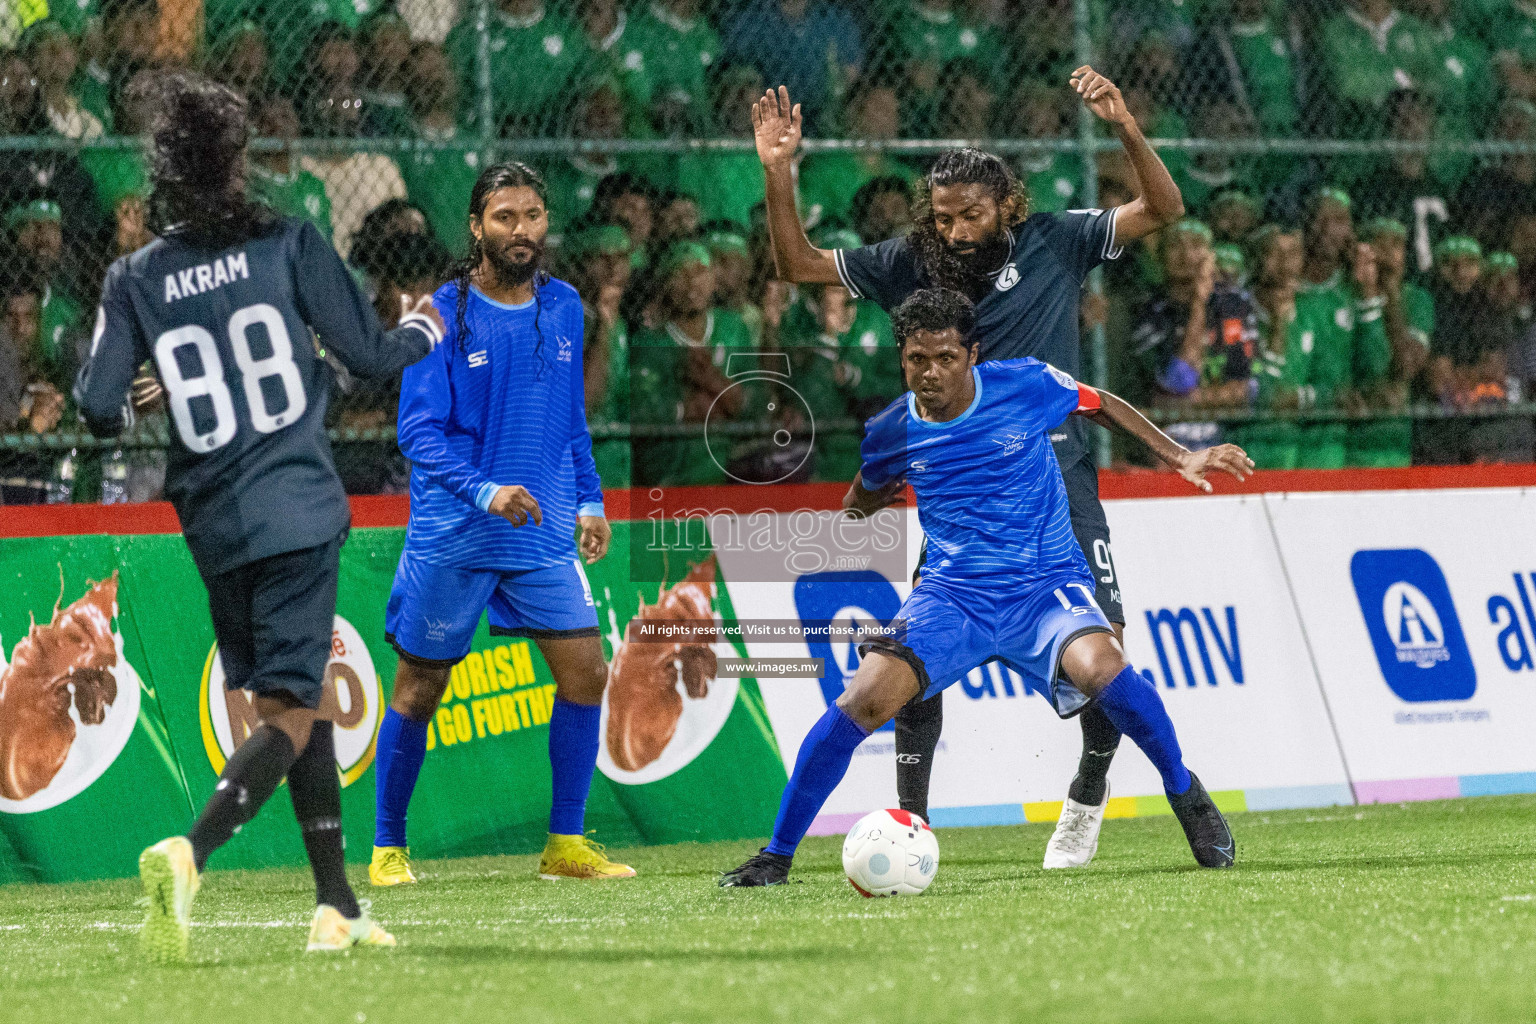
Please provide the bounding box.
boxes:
[1350,549,1476,703]
[794,572,902,732]
[995,265,1020,291]
[200,615,382,787]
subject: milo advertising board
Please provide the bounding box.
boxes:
[0,520,785,883]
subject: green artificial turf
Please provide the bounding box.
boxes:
[3,796,1535,1024]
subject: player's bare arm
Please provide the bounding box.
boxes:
[1079,385,1254,493]
[578,515,611,563]
[1070,66,1184,243]
[843,472,907,519]
[488,484,543,526]
[752,86,841,285]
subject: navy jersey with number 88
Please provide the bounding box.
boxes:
[76,217,437,575]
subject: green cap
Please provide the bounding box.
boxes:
[1214,243,1245,274]
[1360,217,1408,242]
[1434,235,1482,261]
[6,199,62,229]
[814,227,862,251]
[656,240,711,277]
[1208,187,1260,214]
[567,223,633,258]
[1486,250,1519,273]
[1161,218,1213,254]
[1311,186,1352,211]
[704,229,749,257]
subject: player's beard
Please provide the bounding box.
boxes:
[910,222,1011,302]
[483,235,545,287]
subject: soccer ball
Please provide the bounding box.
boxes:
[842,809,940,897]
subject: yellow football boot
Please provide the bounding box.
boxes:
[537,834,637,880]
[369,846,418,887]
[305,901,397,952]
[138,836,200,964]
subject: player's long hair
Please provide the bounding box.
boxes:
[449,162,551,372]
[146,71,278,249]
[909,149,1030,299]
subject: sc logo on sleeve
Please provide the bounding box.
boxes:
[1350,549,1476,702]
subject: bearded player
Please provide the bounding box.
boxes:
[722,289,1251,886]
[753,67,1187,868]
[77,72,444,958]
[368,162,635,887]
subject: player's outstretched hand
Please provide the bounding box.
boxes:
[401,293,447,343]
[751,86,802,169]
[489,484,543,527]
[1070,65,1130,126]
[579,515,611,563]
[1176,443,1255,493]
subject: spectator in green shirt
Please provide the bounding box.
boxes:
[1351,217,1432,466]
[1236,225,1309,468]
[669,64,768,230]
[1295,187,1391,468]
[446,0,595,136]
[626,0,719,135]
[398,41,481,258]
[7,200,83,398]
[1199,0,1300,136]
[629,241,759,486]
[934,57,997,138]
[1205,187,1262,246]
[248,94,335,241]
[888,0,999,134]
[358,9,415,137]
[1000,80,1082,214]
[578,0,653,133]
[797,81,918,230]
[1355,91,1456,273]
[543,79,641,243]
[20,18,103,138]
[1404,0,1495,164]
[1489,0,1536,101]
[1319,0,1441,137]
[80,66,152,223]
[566,224,635,485]
[586,172,657,264]
[849,175,913,245]
[1454,98,1536,249]
[205,19,269,102]
[703,223,762,344]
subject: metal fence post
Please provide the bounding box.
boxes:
[477,0,495,163]
[1073,0,1109,469]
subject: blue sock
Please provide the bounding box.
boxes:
[373,707,429,848]
[548,697,601,835]
[765,705,870,857]
[1093,665,1192,796]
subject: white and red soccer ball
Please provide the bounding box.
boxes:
[842,809,940,896]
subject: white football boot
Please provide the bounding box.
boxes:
[1042,782,1110,869]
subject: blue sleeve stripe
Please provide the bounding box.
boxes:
[577,501,604,518]
[475,480,500,512]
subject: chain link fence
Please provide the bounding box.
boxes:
[2,0,1536,501]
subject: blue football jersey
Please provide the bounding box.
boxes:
[858,358,1095,586]
[398,276,604,572]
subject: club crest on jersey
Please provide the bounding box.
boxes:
[995,265,1020,291]
[468,350,488,368]
[993,433,1027,457]
[557,335,573,362]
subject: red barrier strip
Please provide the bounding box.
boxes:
[3,464,1533,538]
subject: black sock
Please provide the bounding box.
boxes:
[188,724,297,872]
[1067,703,1122,806]
[893,692,943,822]
[288,721,361,919]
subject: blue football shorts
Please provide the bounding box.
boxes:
[859,573,1113,717]
[385,548,600,665]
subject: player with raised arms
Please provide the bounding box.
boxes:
[752,68,1188,868]
[367,162,635,887]
[75,72,446,958]
[721,289,1252,886]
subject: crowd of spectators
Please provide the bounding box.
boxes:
[3,0,1536,500]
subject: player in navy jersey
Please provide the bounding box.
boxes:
[76,73,443,958]
[368,162,636,887]
[721,290,1253,886]
[751,67,1186,868]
